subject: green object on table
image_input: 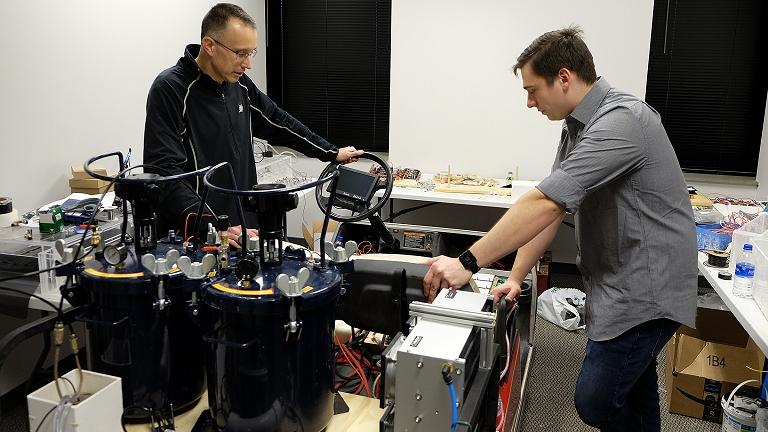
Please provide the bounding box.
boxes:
[39,205,64,233]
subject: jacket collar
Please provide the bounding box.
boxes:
[178,44,229,89]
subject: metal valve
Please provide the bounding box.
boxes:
[324,240,358,263]
[246,236,260,253]
[177,254,216,279]
[206,222,218,245]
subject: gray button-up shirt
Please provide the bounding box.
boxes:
[537,78,697,341]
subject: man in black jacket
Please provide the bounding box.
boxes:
[144,3,362,247]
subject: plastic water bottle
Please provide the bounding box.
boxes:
[733,244,755,298]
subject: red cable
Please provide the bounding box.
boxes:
[183,212,212,243]
[335,336,371,397]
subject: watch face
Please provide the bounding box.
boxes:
[459,250,478,272]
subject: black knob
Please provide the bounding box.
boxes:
[216,215,230,232]
[235,256,260,281]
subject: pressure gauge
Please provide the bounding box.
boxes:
[235,256,260,282]
[104,244,128,266]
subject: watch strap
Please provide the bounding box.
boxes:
[458,249,480,274]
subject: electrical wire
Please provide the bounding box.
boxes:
[335,335,371,396]
[499,331,511,380]
[184,211,213,242]
[0,285,65,316]
[34,403,58,432]
[496,395,505,432]
[456,420,473,429]
[449,381,458,432]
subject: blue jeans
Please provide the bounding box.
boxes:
[574,318,680,432]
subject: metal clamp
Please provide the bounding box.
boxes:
[54,239,88,264]
[141,249,180,276]
[277,267,310,339]
[177,254,216,280]
[141,249,180,310]
[324,240,358,263]
[276,267,310,298]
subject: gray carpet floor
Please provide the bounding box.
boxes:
[519,319,721,432]
[521,271,721,432]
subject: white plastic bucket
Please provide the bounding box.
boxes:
[721,380,760,432]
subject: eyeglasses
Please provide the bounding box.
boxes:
[210,37,258,61]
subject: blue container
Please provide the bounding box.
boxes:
[201,258,341,432]
[77,243,205,419]
[696,223,732,251]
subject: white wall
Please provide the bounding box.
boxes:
[0,0,266,213]
[2,0,766,255]
[388,0,768,200]
[388,0,654,180]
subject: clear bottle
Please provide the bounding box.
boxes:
[733,243,755,298]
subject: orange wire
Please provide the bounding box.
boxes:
[184,212,212,243]
[335,335,371,397]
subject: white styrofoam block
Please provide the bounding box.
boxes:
[27,369,123,432]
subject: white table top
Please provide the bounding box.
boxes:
[376,179,538,209]
[698,251,768,357]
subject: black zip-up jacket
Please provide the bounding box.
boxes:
[143,44,338,235]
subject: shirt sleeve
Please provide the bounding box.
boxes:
[537,106,648,213]
[245,79,339,162]
[143,78,203,231]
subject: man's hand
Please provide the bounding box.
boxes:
[226,225,259,249]
[335,146,364,163]
[492,280,523,305]
[422,255,472,302]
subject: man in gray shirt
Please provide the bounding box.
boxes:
[424,26,696,431]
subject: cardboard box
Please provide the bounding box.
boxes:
[70,185,113,195]
[71,165,108,179]
[68,177,111,189]
[302,219,338,252]
[667,308,764,422]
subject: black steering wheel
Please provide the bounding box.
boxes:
[315,152,393,223]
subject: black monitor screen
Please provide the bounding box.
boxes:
[331,166,379,203]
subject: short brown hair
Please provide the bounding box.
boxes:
[513,26,597,85]
[201,3,256,39]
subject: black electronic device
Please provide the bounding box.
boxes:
[338,259,428,336]
[326,166,379,208]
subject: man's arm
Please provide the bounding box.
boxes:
[492,212,564,303]
[471,188,564,267]
[245,81,339,162]
[143,79,203,232]
[423,188,564,298]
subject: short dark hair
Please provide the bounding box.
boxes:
[513,26,597,85]
[201,3,256,39]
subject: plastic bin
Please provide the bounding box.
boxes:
[729,212,768,275]
[751,237,768,322]
[27,369,123,432]
[696,224,732,251]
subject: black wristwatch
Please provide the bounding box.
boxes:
[458,249,481,274]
